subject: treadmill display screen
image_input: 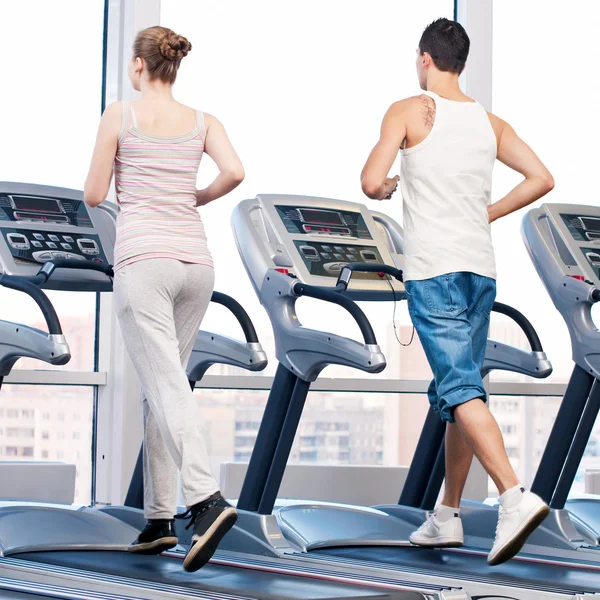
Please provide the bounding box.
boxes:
[582,248,600,281]
[298,208,344,226]
[276,205,373,239]
[561,213,600,242]
[11,196,62,214]
[293,240,384,279]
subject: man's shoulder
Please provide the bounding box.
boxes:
[389,96,428,113]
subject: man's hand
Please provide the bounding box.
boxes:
[380,175,400,200]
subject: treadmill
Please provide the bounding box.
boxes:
[215,193,600,600]
[0,183,435,600]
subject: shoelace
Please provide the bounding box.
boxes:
[175,498,221,530]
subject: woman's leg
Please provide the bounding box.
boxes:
[115,259,219,514]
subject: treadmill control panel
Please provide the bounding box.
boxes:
[294,240,383,278]
[0,183,115,291]
[236,194,405,298]
[3,228,107,265]
[275,205,373,239]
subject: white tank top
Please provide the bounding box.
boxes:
[399,90,497,282]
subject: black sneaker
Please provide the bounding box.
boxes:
[176,492,238,572]
[128,519,178,555]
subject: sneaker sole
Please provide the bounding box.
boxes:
[410,536,464,548]
[128,536,178,555]
[183,507,238,572]
[488,504,550,566]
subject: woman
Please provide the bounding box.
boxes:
[84,25,244,572]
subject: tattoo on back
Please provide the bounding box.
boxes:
[420,95,435,130]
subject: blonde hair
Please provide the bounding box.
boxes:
[133,26,191,84]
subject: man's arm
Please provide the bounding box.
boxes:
[488,114,554,223]
[361,101,410,200]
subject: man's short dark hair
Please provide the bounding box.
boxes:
[418,18,470,74]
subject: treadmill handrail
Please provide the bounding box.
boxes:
[492,301,543,352]
[0,274,62,335]
[291,281,377,346]
[336,262,404,291]
[38,258,114,282]
[210,291,259,343]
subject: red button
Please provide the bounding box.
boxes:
[275,268,289,274]
[571,275,586,281]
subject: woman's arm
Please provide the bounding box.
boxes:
[195,114,245,207]
[84,102,121,207]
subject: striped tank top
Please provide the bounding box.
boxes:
[113,101,213,271]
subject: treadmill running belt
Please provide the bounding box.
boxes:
[13,551,424,600]
[316,546,600,595]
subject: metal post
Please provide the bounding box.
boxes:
[551,379,600,509]
[531,365,595,503]
[258,378,312,515]
[238,364,298,511]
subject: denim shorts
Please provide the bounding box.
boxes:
[405,272,496,423]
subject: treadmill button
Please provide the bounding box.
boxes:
[48,234,60,242]
[321,245,332,252]
[348,247,357,254]
[321,252,331,259]
[61,243,72,250]
[324,262,346,274]
[63,236,74,243]
[346,254,355,261]
[52,252,66,260]
[65,252,85,261]
[334,246,344,253]
[46,242,57,248]
[33,233,45,240]
[31,241,43,248]
[33,251,52,262]
[334,253,344,260]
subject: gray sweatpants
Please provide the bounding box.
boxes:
[114,258,219,519]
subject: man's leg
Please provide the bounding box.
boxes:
[453,399,518,495]
[442,422,474,507]
[462,275,549,565]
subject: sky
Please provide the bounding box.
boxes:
[1,0,597,386]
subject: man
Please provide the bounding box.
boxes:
[361,18,554,566]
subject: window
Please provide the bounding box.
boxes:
[161,0,453,380]
[0,1,105,371]
[488,396,561,495]
[0,385,94,504]
[491,1,600,383]
[195,388,430,484]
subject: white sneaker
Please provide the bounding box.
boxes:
[409,512,464,548]
[487,490,550,566]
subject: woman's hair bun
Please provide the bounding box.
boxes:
[159,32,192,62]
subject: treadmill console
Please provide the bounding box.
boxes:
[233,194,405,300]
[0,183,115,291]
[542,205,600,287]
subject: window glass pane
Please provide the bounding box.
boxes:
[161,0,453,378]
[491,1,600,383]
[197,388,429,501]
[487,395,562,495]
[0,1,104,371]
[0,385,94,504]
